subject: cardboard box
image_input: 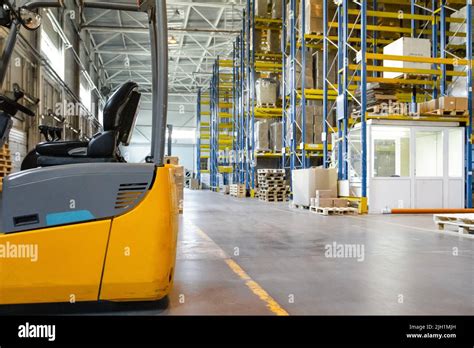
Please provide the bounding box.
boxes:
[316,189,334,199]
[383,38,431,79]
[449,6,474,46]
[253,30,263,52]
[164,156,179,165]
[256,78,277,105]
[300,1,323,34]
[256,0,269,17]
[174,166,185,212]
[267,29,280,53]
[292,166,338,206]
[333,198,349,208]
[272,0,282,19]
[270,121,283,153]
[455,97,468,111]
[438,96,457,111]
[255,120,270,152]
[427,99,438,112]
[314,166,338,197]
[190,178,200,190]
[315,198,333,208]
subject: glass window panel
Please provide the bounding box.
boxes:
[415,131,443,177]
[348,128,361,180]
[448,128,463,178]
[372,127,410,177]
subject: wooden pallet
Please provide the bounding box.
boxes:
[256,102,277,108]
[257,169,285,175]
[258,172,285,177]
[258,179,285,185]
[0,144,12,185]
[291,203,310,210]
[258,186,288,192]
[259,195,288,203]
[433,214,474,234]
[229,184,246,198]
[310,206,358,216]
[425,109,468,117]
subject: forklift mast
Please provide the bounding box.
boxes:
[84,0,168,166]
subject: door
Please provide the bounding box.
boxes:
[414,130,444,208]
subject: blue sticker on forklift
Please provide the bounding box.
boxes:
[46,211,95,226]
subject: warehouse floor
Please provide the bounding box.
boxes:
[2,189,473,315]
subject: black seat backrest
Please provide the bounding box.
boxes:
[118,90,141,146]
[103,81,139,133]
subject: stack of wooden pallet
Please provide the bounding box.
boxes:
[0,144,12,192]
[257,169,288,202]
[230,184,246,198]
[433,214,474,235]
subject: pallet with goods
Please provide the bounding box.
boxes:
[230,184,247,198]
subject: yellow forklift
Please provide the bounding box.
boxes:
[0,0,179,305]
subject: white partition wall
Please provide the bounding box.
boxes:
[348,121,465,213]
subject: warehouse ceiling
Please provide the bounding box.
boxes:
[82,0,244,99]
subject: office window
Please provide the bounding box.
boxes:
[415,130,443,177]
[448,128,463,178]
[372,127,410,177]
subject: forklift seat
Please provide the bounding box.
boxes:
[36,81,141,167]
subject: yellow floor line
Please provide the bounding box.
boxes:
[225,259,289,316]
[187,220,289,316]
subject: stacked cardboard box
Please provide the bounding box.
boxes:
[270,121,283,153]
[256,0,269,17]
[256,78,278,105]
[295,50,314,89]
[253,30,263,52]
[310,189,349,209]
[272,0,282,19]
[418,96,469,114]
[255,120,270,152]
[266,29,280,53]
[376,3,411,39]
[174,165,185,214]
[299,0,324,34]
[382,37,431,79]
[449,5,474,46]
[313,50,338,89]
[292,166,337,207]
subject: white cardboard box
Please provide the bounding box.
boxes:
[382,37,431,78]
[292,167,338,206]
[256,78,277,105]
[449,6,473,46]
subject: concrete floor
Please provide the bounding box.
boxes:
[2,189,473,315]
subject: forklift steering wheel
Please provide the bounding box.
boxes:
[0,95,35,117]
